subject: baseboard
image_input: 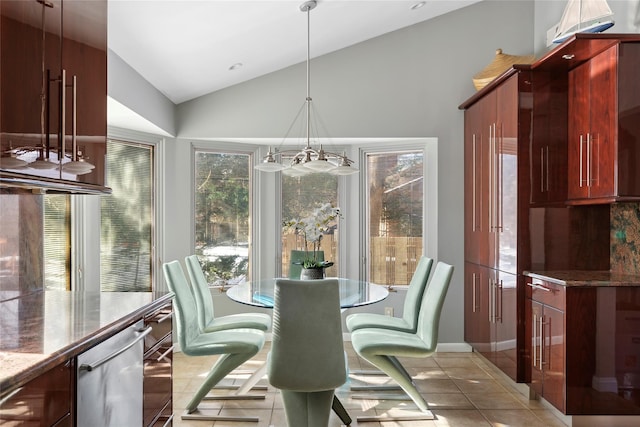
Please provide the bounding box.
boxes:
[343,333,472,353]
[177,336,472,353]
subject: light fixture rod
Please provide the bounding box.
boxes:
[301,0,316,149]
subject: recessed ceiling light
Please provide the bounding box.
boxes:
[411,2,426,10]
[229,62,243,71]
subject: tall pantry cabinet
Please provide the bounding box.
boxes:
[461,70,532,382]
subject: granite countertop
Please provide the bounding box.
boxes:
[0,290,172,395]
[524,270,640,287]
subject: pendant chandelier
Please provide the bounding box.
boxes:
[254,0,358,176]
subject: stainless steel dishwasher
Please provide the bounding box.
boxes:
[76,320,151,427]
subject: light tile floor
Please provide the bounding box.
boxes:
[172,342,567,427]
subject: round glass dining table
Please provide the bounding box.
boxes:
[225,277,387,426]
[226,277,389,308]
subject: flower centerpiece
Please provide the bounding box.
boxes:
[283,203,342,278]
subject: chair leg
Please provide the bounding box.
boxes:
[281,390,335,427]
[185,351,257,414]
[331,395,352,426]
[202,362,268,400]
[357,354,429,412]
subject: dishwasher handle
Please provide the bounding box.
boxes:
[79,326,152,372]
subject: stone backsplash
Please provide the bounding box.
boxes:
[611,203,640,274]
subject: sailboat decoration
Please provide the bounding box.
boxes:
[550,0,615,44]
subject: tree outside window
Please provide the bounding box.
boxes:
[367,151,423,286]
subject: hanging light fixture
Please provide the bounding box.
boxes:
[0,0,94,176]
[254,0,358,176]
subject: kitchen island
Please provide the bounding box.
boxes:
[0,290,173,426]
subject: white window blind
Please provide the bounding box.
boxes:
[100,140,154,291]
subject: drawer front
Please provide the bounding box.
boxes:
[0,361,72,426]
[143,302,173,427]
[527,278,565,311]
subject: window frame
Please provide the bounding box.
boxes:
[357,139,438,283]
[75,127,164,292]
[190,141,257,284]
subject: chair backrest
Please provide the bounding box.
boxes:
[184,254,214,330]
[401,256,434,329]
[163,260,200,353]
[268,278,346,392]
[288,250,324,279]
[416,262,454,351]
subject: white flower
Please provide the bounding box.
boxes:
[283,203,342,267]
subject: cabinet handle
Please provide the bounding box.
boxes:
[497,123,503,232]
[71,75,77,161]
[545,146,550,192]
[495,279,503,322]
[161,414,174,427]
[79,326,152,372]
[540,316,547,369]
[540,147,545,193]
[488,125,494,230]
[539,316,545,367]
[544,317,551,369]
[59,69,66,169]
[472,272,477,313]
[579,134,584,188]
[488,278,493,323]
[155,310,173,324]
[157,344,174,362]
[526,282,551,292]
[532,313,538,368]
[0,386,24,406]
[586,132,591,188]
[472,134,477,232]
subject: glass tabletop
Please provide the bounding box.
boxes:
[226,277,389,309]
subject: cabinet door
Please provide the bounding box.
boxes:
[493,271,518,381]
[1,0,61,163]
[143,303,174,427]
[542,305,565,413]
[482,91,498,269]
[495,76,518,274]
[586,46,617,199]
[0,361,72,425]
[531,71,569,205]
[59,0,107,186]
[464,263,491,356]
[568,61,591,200]
[530,299,544,398]
[464,103,487,265]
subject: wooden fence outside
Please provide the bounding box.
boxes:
[282,235,422,286]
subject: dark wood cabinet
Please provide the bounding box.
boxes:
[461,70,532,383]
[0,0,107,191]
[143,302,174,427]
[530,71,569,205]
[528,280,566,412]
[567,42,640,204]
[0,361,73,426]
[526,275,640,415]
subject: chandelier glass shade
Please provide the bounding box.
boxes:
[254,0,358,176]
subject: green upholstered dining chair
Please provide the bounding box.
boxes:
[346,256,433,334]
[184,255,271,332]
[350,261,454,422]
[267,278,347,427]
[288,250,324,279]
[163,260,266,422]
